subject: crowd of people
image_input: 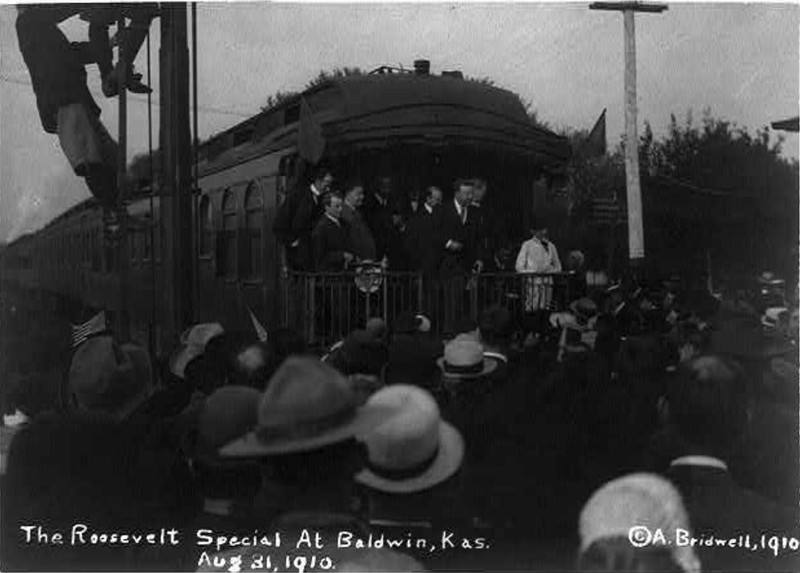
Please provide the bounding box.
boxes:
[274,167,511,278]
[1,270,798,572]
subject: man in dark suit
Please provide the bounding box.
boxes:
[435,179,484,333]
[311,193,353,340]
[364,176,395,261]
[405,185,443,275]
[273,164,332,270]
[312,193,353,272]
[436,179,483,278]
[470,178,500,271]
[663,356,799,572]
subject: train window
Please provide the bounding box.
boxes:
[198,195,213,257]
[244,183,263,279]
[220,189,237,278]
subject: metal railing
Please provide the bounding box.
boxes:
[282,268,574,347]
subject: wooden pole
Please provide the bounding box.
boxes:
[590,2,667,272]
[117,12,130,340]
[623,10,644,264]
[160,4,194,342]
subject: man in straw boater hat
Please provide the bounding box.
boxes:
[352,384,467,569]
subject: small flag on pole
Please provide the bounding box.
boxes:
[583,108,607,157]
[249,308,268,343]
[71,311,107,348]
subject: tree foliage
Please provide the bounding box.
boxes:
[641,109,798,203]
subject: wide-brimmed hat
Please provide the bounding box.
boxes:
[196,386,261,462]
[436,338,497,379]
[355,385,464,494]
[68,335,153,420]
[220,357,400,457]
[169,323,224,379]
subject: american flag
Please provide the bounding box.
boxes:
[71,311,107,348]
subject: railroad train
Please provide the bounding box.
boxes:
[1,63,571,356]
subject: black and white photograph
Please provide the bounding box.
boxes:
[0,2,798,571]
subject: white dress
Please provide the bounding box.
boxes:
[515,237,562,311]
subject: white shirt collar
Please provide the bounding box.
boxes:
[424,203,433,215]
[614,302,626,316]
[374,194,386,207]
[325,213,340,226]
[311,184,322,198]
[670,455,728,471]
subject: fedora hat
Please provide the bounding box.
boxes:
[220,357,399,457]
[196,386,261,461]
[355,385,464,494]
[68,335,152,420]
[169,323,224,379]
[436,338,497,379]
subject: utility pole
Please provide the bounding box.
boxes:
[160,4,194,342]
[590,2,667,270]
[117,12,130,340]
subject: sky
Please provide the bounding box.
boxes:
[1,2,798,242]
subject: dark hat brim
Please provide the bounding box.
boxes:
[218,402,400,457]
[355,421,464,494]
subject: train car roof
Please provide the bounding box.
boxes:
[198,72,571,177]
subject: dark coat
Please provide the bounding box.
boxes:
[341,204,376,262]
[470,203,501,270]
[435,199,478,277]
[364,194,395,260]
[666,463,800,572]
[16,7,101,134]
[273,186,323,270]
[385,333,443,388]
[312,216,349,272]
[405,206,440,275]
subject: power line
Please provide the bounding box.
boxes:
[0,73,256,118]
